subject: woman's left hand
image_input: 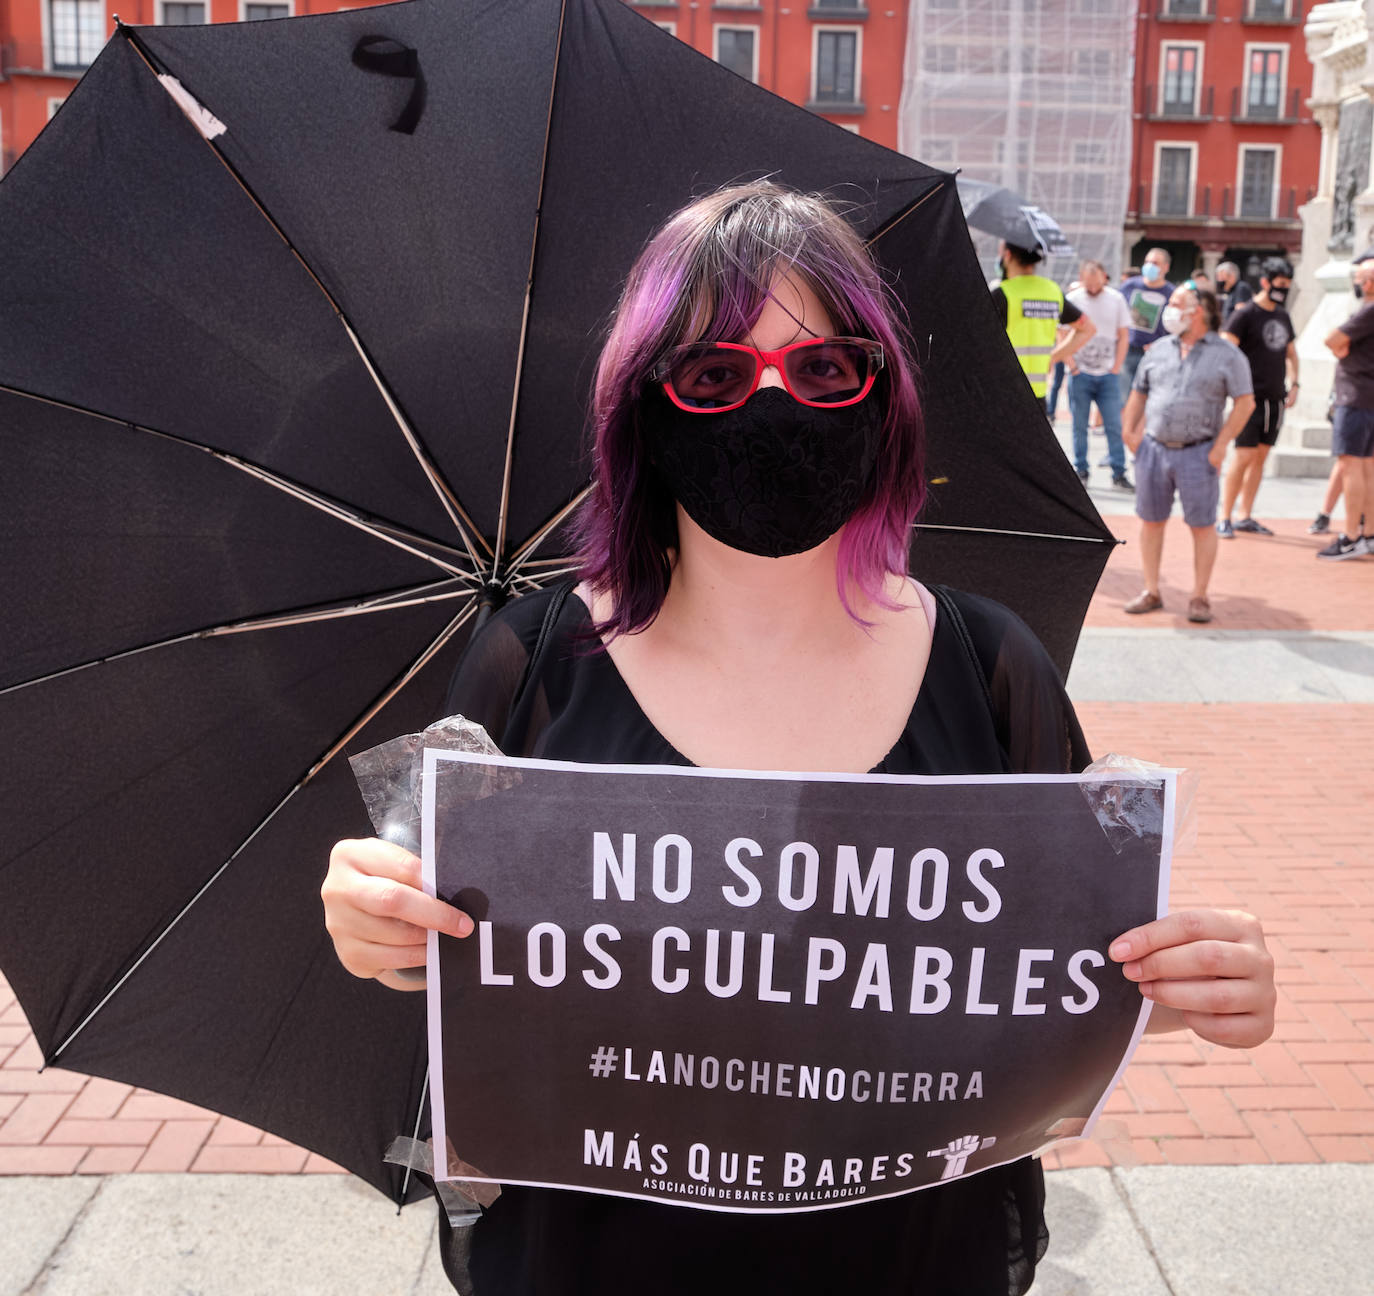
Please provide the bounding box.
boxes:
[1110,909,1276,1049]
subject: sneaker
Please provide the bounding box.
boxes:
[1308,512,1331,535]
[1234,518,1274,536]
[1097,456,1112,468]
[1216,519,1235,539]
[1317,534,1364,561]
[1076,468,1089,482]
[1124,590,1164,614]
[1112,473,1134,491]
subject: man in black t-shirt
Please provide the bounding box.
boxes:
[1319,258,1374,559]
[1217,258,1297,538]
[1215,261,1254,323]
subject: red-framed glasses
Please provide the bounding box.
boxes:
[653,336,884,413]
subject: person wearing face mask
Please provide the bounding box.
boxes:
[1214,261,1253,322]
[1317,256,1374,559]
[989,241,1094,412]
[1120,284,1255,623]
[319,183,1276,1296]
[1216,258,1298,539]
[1117,248,1176,402]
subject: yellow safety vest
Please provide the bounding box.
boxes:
[1001,274,1064,399]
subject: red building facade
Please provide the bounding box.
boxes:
[0,0,907,173]
[1126,0,1319,283]
[625,0,907,149]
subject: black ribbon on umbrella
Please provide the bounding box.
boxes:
[352,36,426,135]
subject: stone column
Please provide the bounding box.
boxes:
[1273,2,1370,475]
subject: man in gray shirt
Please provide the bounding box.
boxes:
[1121,284,1255,624]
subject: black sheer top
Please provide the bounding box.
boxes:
[436,582,1091,1296]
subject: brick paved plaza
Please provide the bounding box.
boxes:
[3,509,1372,1180]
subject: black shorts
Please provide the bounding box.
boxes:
[1234,397,1284,448]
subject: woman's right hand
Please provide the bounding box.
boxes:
[321,838,474,992]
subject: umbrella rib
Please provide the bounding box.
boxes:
[913,522,1120,544]
[336,317,492,570]
[0,381,475,578]
[492,0,571,574]
[0,580,473,699]
[303,600,480,785]
[46,601,481,1066]
[506,485,591,575]
[863,178,948,249]
[399,1067,431,1208]
[120,26,492,569]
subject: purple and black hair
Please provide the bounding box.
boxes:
[572,180,927,636]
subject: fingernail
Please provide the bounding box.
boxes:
[1122,960,1142,980]
[1109,940,1131,960]
[456,914,473,938]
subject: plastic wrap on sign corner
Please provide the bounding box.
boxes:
[349,714,503,856]
[1079,753,1197,856]
[385,1136,500,1226]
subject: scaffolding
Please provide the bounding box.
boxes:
[898,0,1137,284]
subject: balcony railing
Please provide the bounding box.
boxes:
[1230,85,1304,124]
[1242,0,1301,23]
[1146,83,1214,121]
[809,75,865,113]
[807,0,869,15]
[1157,0,1213,21]
[1131,182,1314,221]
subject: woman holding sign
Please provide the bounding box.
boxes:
[322,183,1275,1295]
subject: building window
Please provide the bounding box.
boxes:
[1161,45,1199,115]
[1166,0,1204,13]
[47,97,67,119]
[656,20,676,35]
[1156,146,1193,215]
[163,2,207,21]
[49,0,105,70]
[1246,48,1284,118]
[245,3,291,18]
[924,139,956,166]
[1248,0,1289,17]
[1239,147,1277,218]
[715,27,757,83]
[815,30,859,104]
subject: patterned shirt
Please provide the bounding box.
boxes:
[1133,332,1253,446]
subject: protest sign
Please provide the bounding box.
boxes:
[422,753,1172,1213]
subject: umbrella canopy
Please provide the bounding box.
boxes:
[956,177,1074,258]
[0,0,1113,1205]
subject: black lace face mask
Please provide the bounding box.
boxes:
[642,385,884,558]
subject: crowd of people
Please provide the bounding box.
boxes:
[994,240,1374,622]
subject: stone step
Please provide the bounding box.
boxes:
[1299,421,1333,451]
[1269,444,1334,478]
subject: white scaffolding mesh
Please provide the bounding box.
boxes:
[898,0,1138,283]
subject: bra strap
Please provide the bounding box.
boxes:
[930,584,997,729]
[515,579,576,703]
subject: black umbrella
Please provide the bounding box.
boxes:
[0,0,1113,1205]
[956,176,1075,258]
